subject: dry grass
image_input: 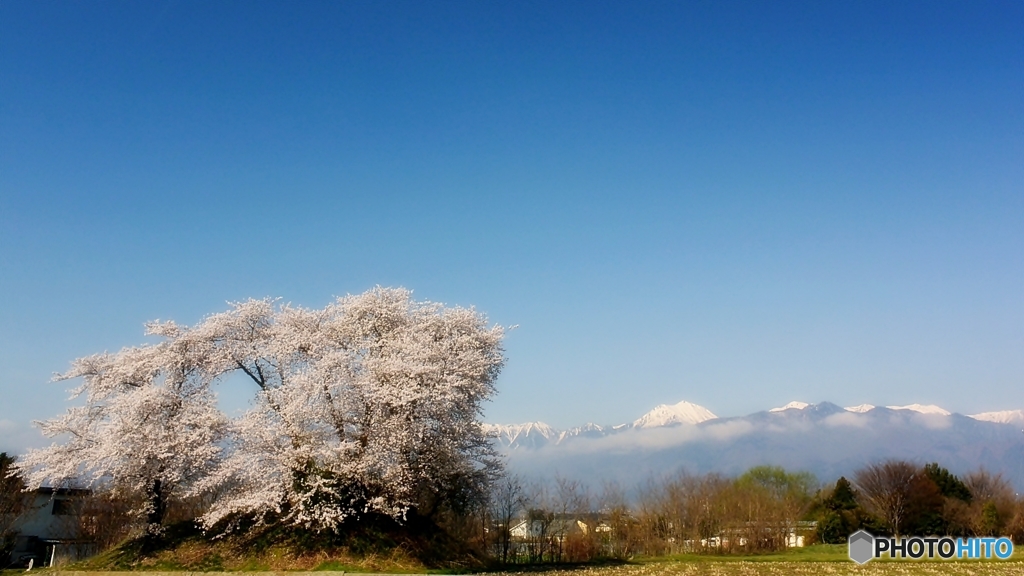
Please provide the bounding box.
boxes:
[65,538,431,573]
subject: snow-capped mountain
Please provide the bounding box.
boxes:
[488,399,1024,489]
[886,403,951,416]
[764,402,957,416]
[487,400,718,449]
[779,403,953,415]
[483,421,614,449]
[562,422,607,439]
[769,401,809,412]
[632,400,717,427]
[482,421,559,449]
[970,410,1024,425]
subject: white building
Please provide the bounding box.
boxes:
[5,488,95,568]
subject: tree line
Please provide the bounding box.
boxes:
[7,451,1021,566]
[475,460,1024,563]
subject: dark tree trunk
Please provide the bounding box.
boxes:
[146,478,165,529]
[139,478,167,553]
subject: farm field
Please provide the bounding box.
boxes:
[490,562,1024,576]
[12,564,1024,576]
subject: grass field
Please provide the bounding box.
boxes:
[7,544,1023,575]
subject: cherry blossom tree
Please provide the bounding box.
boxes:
[16,334,229,533]
[18,287,505,534]
[196,288,506,531]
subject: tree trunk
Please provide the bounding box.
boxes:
[146,478,165,531]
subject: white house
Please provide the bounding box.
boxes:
[5,488,95,568]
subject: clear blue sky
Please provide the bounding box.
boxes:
[1,1,1022,451]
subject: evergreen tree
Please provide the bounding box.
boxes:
[923,463,972,503]
[814,476,874,543]
[828,477,858,511]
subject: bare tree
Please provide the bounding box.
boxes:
[632,471,734,555]
[551,476,593,561]
[965,469,1015,504]
[74,493,140,552]
[633,475,662,555]
[596,481,634,559]
[854,459,918,535]
[965,469,1015,536]
[515,482,553,562]
[489,474,524,564]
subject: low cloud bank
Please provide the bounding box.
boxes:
[499,410,1024,490]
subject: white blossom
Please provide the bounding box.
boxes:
[18,287,504,533]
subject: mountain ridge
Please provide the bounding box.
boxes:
[487,399,1023,448]
[486,399,1024,489]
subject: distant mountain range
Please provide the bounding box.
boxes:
[485,400,1024,489]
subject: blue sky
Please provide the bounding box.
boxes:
[1,1,1022,451]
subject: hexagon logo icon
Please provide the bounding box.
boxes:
[848,530,874,564]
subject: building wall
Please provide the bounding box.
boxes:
[6,489,90,568]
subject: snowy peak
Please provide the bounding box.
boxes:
[769,401,809,413]
[559,423,606,442]
[970,410,1024,425]
[886,404,951,416]
[567,422,605,435]
[482,422,559,448]
[483,421,611,449]
[490,402,1024,491]
[632,400,717,428]
[485,400,1024,452]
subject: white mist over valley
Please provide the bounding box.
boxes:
[485,399,1024,490]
